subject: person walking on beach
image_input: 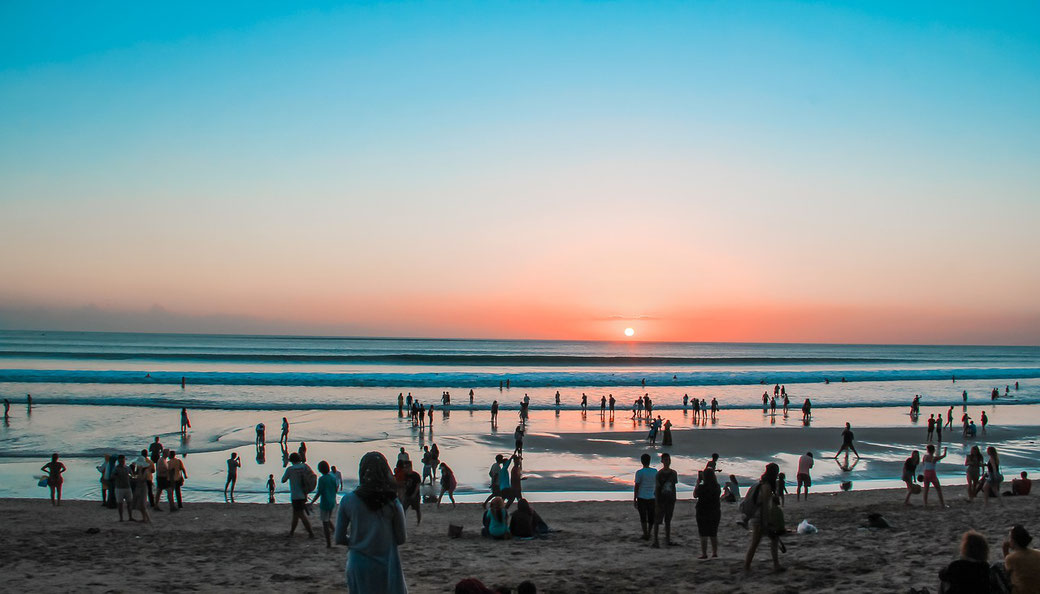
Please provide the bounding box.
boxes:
[267,474,276,503]
[652,453,678,548]
[744,463,784,573]
[945,406,954,429]
[581,393,588,412]
[280,417,290,444]
[921,444,948,507]
[224,452,241,502]
[438,462,457,508]
[695,468,722,559]
[41,453,66,506]
[334,451,407,594]
[281,452,315,538]
[513,424,525,458]
[833,422,860,459]
[796,452,814,501]
[491,400,499,426]
[634,453,658,541]
[927,414,936,442]
[3,398,9,419]
[255,423,265,448]
[401,462,422,525]
[801,399,812,422]
[166,450,187,510]
[310,460,339,548]
[179,408,191,435]
[902,450,921,506]
[981,411,988,434]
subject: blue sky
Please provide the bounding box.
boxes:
[1,2,1038,342]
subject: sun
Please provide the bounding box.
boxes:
[624,327,635,337]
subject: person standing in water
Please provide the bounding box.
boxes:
[491,400,499,425]
[179,408,191,435]
[834,422,860,459]
[280,417,290,444]
[41,453,66,506]
[224,452,241,502]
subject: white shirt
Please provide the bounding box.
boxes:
[635,467,658,499]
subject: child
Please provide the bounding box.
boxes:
[309,461,339,548]
[777,472,788,506]
[266,474,276,503]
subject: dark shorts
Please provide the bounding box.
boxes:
[291,499,306,512]
[655,497,676,524]
[157,477,169,490]
[797,473,811,487]
[636,498,656,525]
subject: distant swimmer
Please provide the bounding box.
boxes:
[470,389,475,404]
[833,422,860,459]
[841,377,847,383]
[506,379,510,389]
[555,391,561,406]
[26,394,32,409]
[1016,381,1019,390]
[181,376,185,389]
[179,408,191,435]
[824,378,830,384]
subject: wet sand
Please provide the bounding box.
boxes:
[3,487,1038,593]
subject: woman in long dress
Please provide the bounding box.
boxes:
[335,452,408,593]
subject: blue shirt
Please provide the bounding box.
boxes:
[498,459,512,491]
[316,473,338,511]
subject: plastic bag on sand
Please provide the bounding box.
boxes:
[797,520,818,534]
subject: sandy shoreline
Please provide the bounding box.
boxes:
[4,486,1039,593]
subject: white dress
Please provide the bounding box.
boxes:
[334,492,408,594]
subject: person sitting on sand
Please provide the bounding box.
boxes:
[438,462,458,508]
[482,496,510,539]
[310,460,339,548]
[938,530,993,593]
[281,452,315,538]
[722,475,741,503]
[902,450,921,505]
[921,445,948,508]
[694,468,722,559]
[653,453,678,548]
[41,453,66,506]
[1000,524,1040,593]
[634,453,658,540]
[744,463,784,573]
[334,451,407,594]
[1011,472,1032,496]
[509,498,549,538]
[834,422,860,459]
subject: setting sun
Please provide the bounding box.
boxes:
[624,327,635,337]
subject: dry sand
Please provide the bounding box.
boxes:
[2,486,1038,593]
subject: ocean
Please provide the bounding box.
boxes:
[1,330,1038,503]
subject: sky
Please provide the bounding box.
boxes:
[1,1,1038,344]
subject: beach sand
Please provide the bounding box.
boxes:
[3,487,1038,593]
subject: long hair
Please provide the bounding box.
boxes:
[355,451,398,511]
[761,463,780,491]
[987,447,1000,468]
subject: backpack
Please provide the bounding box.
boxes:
[302,465,318,494]
[738,482,762,521]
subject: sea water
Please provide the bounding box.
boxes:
[1,331,1037,502]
